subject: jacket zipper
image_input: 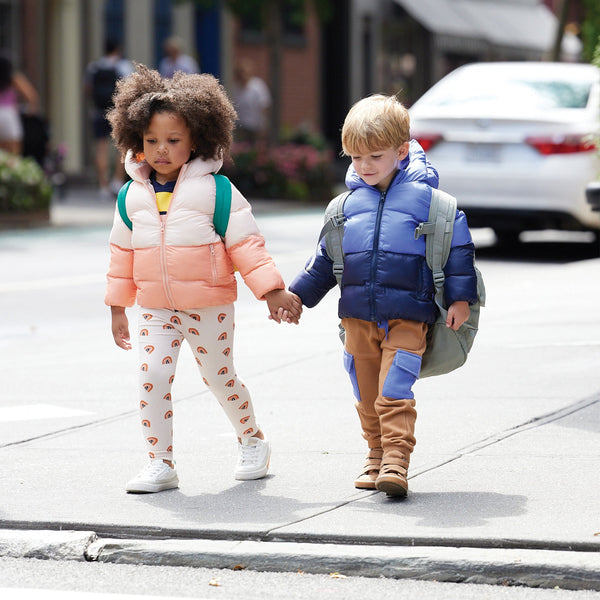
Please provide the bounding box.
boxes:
[209,244,218,285]
[159,219,177,309]
[145,176,181,309]
[369,189,387,320]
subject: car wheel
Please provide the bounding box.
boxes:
[494,229,522,247]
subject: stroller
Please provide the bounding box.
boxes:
[20,112,49,165]
[20,112,66,191]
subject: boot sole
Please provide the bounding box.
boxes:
[375,477,408,497]
[354,481,377,490]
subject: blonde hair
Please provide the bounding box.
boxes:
[341,94,410,156]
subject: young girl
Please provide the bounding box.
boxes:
[105,64,302,493]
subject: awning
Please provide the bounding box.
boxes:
[393,0,558,53]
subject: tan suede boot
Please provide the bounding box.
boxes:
[354,447,383,489]
[375,457,409,497]
[375,397,417,497]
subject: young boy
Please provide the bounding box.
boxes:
[289,95,478,497]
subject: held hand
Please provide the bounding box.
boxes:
[111,306,132,350]
[265,289,303,324]
[446,301,470,331]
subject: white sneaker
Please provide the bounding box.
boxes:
[235,437,271,480]
[125,460,179,493]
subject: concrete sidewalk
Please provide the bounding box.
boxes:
[1,184,599,591]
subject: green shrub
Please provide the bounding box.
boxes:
[222,136,335,202]
[0,150,53,213]
[592,36,600,167]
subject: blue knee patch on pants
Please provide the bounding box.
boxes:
[343,350,361,401]
[382,349,421,399]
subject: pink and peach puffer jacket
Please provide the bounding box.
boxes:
[105,151,285,310]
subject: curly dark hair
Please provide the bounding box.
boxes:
[107,63,237,161]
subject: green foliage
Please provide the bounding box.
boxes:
[591,36,600,168]
[593,35,600,69]
[0,150,53,213]
[222,133,335,202]
[582,0,600,62]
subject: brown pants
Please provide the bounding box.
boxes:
[342,318,427,466]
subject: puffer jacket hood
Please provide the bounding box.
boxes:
[123,149,224,184]
[344,139,439,191]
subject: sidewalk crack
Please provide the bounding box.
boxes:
[410,393,600,479]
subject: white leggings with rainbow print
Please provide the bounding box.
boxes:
[137,305,257,461]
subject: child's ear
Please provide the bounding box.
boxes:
[397,142,410,161]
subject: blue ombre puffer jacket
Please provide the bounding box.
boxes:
[290,141,478,324]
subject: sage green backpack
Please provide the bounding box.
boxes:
[116,173,232,237]
[317,188,485,378]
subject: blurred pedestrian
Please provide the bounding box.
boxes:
[84,39,134,199]
[158,36,199,78]
[232,58,271,144]
[0,54,39,155]
[105,64,301,493]
[289,95,478,497]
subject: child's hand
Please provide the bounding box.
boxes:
[111,306,132,350]
[265,289,303,324]
[446,301,470,331]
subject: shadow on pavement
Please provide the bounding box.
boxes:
[360,491,528,529]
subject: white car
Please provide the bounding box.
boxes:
[409,62,600,244]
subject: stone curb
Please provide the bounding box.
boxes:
[0,529,96,562]
[2,528,600,591]
[85,537,600,591]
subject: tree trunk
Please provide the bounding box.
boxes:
[550,0,571,61]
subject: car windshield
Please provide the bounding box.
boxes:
[421,70,593,111]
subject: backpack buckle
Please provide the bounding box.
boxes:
[331,214,345,227]
[415,221,435,240]
[332,263,344,276]
[433,271,445,288]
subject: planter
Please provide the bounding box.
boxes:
[0,208,50,229]
[222,140,336,203]
[0,150,53,224]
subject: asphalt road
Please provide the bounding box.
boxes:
[2,556,600,600]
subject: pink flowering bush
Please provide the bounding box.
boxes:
[0,150,52,213]
[222,138,335,202]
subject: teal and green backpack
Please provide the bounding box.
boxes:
[117,173,232,237]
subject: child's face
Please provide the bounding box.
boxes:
[350,143,409,192]
[143,111,194,183]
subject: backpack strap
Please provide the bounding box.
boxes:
[212,173,232,238]
[414,188,457,304]
[312,191,351,286]
[117,180,134,230]
[116,175,232,237]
